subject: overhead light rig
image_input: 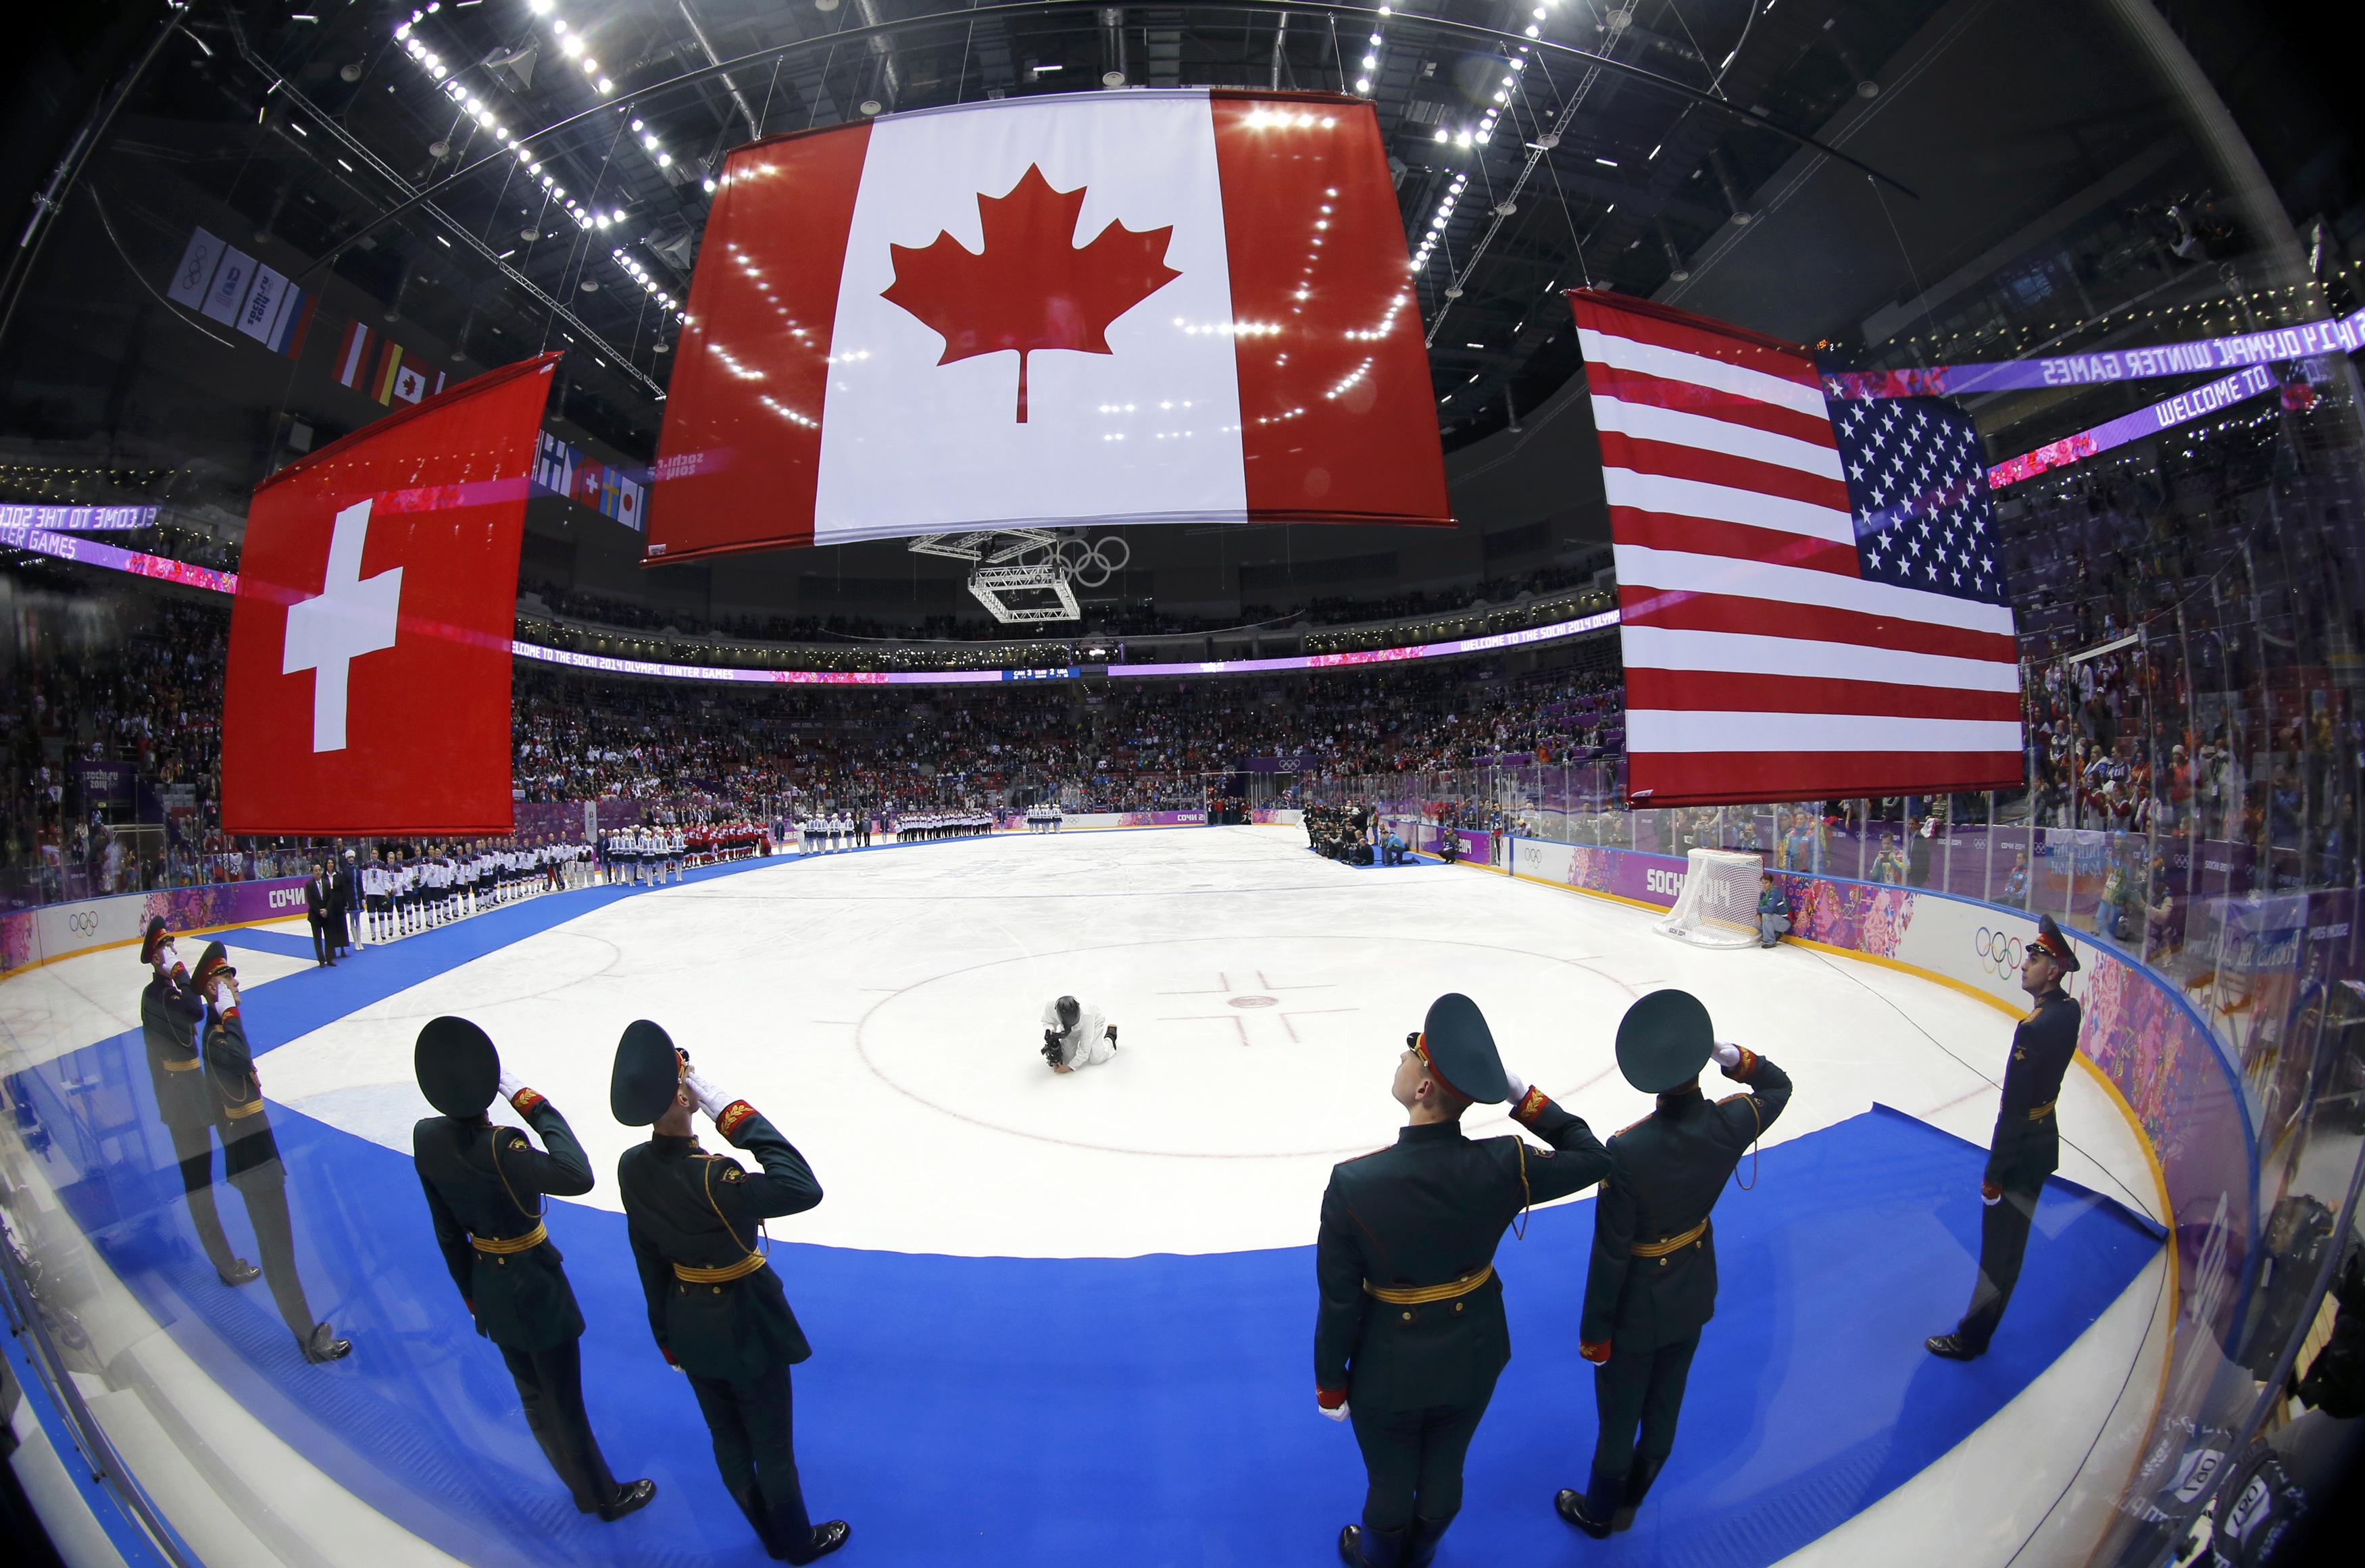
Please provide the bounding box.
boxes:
[907,528,1132,624]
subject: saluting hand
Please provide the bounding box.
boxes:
[496,1069,528,1105]
[1712,1041,1743,1071]
[1502,1067,1528,1103]
[682,1069,731,1121]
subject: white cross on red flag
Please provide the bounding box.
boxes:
[220,354,557,834]
[647,90,1447,561]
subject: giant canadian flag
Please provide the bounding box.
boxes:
[221,355,557,835]
[647,91,1448,561]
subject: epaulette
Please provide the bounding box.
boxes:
[1715,1092,1752,1107]
[1614,1113,1653,1138]
[1338,1144,1391,1165]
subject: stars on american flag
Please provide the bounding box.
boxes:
[1835,394,2006,605]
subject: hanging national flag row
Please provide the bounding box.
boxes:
[167,226,450,409]
[166,224,642,534]
[534,430,647,532]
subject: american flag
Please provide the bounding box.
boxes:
[1569,293,2022,807]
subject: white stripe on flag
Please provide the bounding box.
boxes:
[1601,467,1856,545]
[1617,624,2020,692]
[1626,709,2024,755]
[1588,395,1844,480]
[1574,326,1828,420]
[1613,545,2019,636]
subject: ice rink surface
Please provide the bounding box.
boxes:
[0,827,2174,1567]
[253,826,2163,1257]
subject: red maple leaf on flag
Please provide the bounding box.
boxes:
[881,165,1182,423]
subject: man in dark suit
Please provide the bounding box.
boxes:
[1558,988,1791,1538]
[611,1021,849,1564]
[1316,993,1612,1568]
[303,861,334,967]
[1927,913,2084,1360]
[138,919,260,1289]
[190,943,351,1363]
[332,850,359,957]
[412,1017,654,1521]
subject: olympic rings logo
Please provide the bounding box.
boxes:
[65,909,101,937]
[1974,928,2024,978]
[1014,535,1132,589]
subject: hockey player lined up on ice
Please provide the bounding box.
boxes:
[1040,996,1118,1073]
[362,852,393,942]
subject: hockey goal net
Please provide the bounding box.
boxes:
[1656,849,1766,949]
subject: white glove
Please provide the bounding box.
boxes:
[1501,1068,1528,1103]
[1712,1041,1743,1071]
[681,1069,730,1120]
[496,1069,526,1103]
[1319,1400,1351,1423]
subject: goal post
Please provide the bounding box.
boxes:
[1656,848,1768,949]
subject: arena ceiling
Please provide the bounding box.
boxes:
[153,0,1935,457]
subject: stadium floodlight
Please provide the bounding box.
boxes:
[967,563,1080,624]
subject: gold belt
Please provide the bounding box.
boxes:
[1364,1264,1494,1305]
[2028,1101,2056,1121]
[673,1253,768,1285]
[161,1056,201,1073]
[224,1099,268,1120]
[470,1224,548,1257]
[1631,1219,1708,1259]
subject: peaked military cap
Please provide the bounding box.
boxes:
[1616,988,1715,1094]
[139,916,170,967]
[1416,992,1511,1105]
[2031,913,2081,973]
[611,1019,684,1126]
[191,941,234,992]
[416,1015,499,1119]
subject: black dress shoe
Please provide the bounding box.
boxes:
[595,1478,656,1522]
[1337,1522,1407,1568]
[217,1259,262,1288]
[302,1323,352,1363]
[1555,1489,1613,1539]
[785,1520,849,1564]
[1925,1332,1983,1361]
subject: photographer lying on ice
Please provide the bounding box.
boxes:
[1041,996,1119,1073]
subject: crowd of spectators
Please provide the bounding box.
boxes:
[519,556,1608,655]
[0,569,1627,906]
[2004,401,2365,892]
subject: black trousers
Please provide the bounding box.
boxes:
[1348,1369,1499,1534]
[307,915,330,963]
[1585,1330,1701,1516]
[687,1365,814,1561]
[219,1121,320,1345]
[168,1121,240,1277]
[1956,1182,2042,1350]
[498,1340,621,1512]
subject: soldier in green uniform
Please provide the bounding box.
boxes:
[1316,992,1612,1568]
[139,919,261,1289]
[1556,988,1790,1537]
[1927,913,2083,1361]
[412,1017,655,1521]
[610,1021,849,1565]
[187,944,351,1363]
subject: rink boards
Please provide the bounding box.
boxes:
[0,828,2179,1568]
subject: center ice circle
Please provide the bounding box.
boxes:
[853,932,1622,1161]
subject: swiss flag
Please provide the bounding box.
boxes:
[220,355,557,835]
[649,90,1447,561]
